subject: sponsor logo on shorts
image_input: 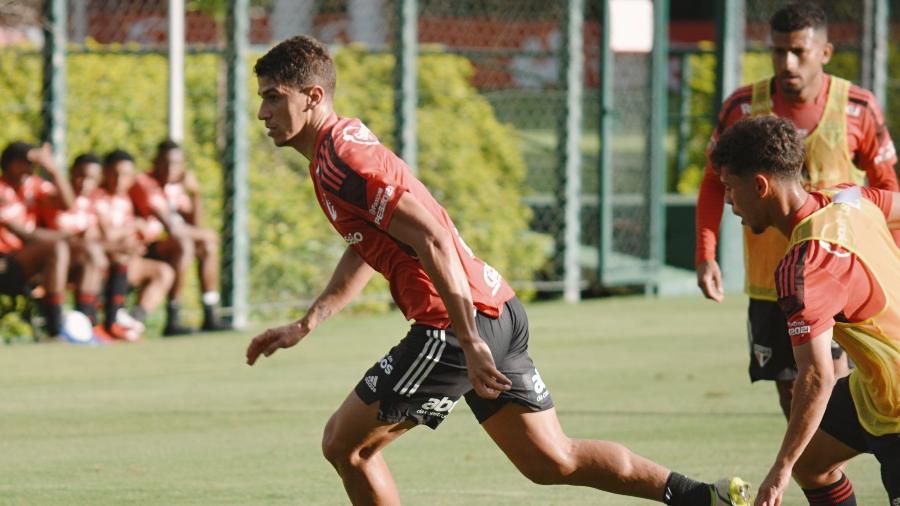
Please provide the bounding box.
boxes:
[529,369,549,402]
[753,344,772,367]
[365,375,378,392]
[379,354,394,375]
[416,396,458,419]
[891,497,900,506]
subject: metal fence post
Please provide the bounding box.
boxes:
[42,0,67,170]
[647,0,669,293]
[168,0,185,142]
[558,0,584,302]
[861,0,889,109]
[597,0,613,284]
[714,0,745,294]
[223,0,250,328]
[394,0,418,173]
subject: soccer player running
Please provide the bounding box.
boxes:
[695,2,898,418]
[245,35,750,506]
[711,116,900,506]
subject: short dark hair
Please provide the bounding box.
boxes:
[254,35,336,97]
[709,116,805,180]
[770,2,827,34]
[104,149,134,167]
[72,153,101,167]
[1,141,34,170]
[155,138,181,159]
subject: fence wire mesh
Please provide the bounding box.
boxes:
[4,0,899,326]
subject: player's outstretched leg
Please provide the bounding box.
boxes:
[481,403,751,505]
[321,392,416,505]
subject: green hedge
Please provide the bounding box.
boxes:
[0,44,545,328]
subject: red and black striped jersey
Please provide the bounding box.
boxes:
[309,114,514,328]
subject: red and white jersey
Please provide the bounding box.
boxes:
[164,182,192,216]
[310,114,515,328]
[0,176,53,254]
[38,192,98,234]
[128,172,172,241]
[94,190,136,229]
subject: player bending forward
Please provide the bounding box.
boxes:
[245,35,751,506]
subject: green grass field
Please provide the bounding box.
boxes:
[0,296,887,505]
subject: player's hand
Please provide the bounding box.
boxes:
[27,142,58,174]
[696,259,724,302]
[754,466,790,506]
[245,320,312,365]
[462,338,512,399]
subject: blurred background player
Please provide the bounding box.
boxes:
[36,153,110,329]
[694,2,898,418]
[93,149,175,341]
[129,140,228,335]
[711,116,899,506]
[0,141,71,338]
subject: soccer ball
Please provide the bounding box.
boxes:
[59,310,96,345]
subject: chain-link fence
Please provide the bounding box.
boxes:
[3,1,896,328]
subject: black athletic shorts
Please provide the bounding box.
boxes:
[354,296,554,429]
[819,377,900,502]
[0,254,27,296]
[747,299,844,382]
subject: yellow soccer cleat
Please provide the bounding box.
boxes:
[711,477,752,506]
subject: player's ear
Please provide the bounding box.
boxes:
[753,173,771,198]
[821,41,833,65]
[307,85,325,109]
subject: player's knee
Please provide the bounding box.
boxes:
[321,418,352,466]
[792,455,837,488]
[513,443,578,485]
[158,264,176,286]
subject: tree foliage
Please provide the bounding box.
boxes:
[0,44,545,326]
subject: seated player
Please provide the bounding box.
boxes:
[128,140,228,335]
[0,141,71,338]
[36,153,110,328]
[94,150,176,340]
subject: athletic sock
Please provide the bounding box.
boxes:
[75,292,98,324]
[663,472,711,506]
[802,473,856,506]
[104,263,129,329]
[42,293,64,337]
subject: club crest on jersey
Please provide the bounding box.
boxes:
[342,124,379,145]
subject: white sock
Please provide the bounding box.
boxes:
[202,291,220,306]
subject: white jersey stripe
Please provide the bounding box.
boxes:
[407,330,446,396]
[393,329,439,394]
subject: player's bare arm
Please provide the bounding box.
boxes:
[28,143,75,210]
[246,246,374,365]
[755,329,835,506]
[385,192,512,399]
[182,171,202,225]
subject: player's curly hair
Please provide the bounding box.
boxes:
[709,116,805,180]
[254,35,336,98]
[770,2,827,34]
